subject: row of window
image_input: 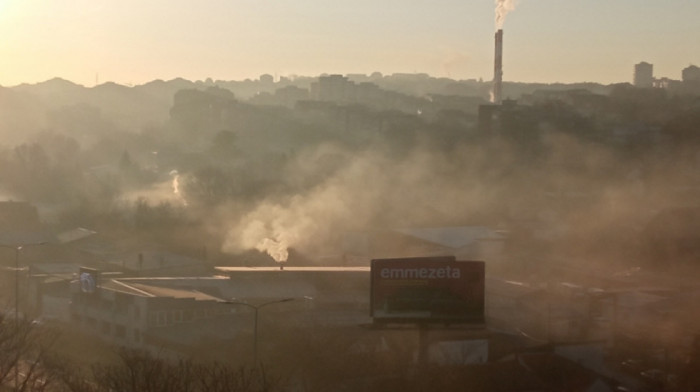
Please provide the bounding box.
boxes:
[147,307,228,327]
[72,294,142,320]
[71,313,143,343]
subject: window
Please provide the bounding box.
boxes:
[172,310,183,323]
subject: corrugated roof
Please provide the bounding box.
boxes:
[216,266,370,272]
[114,280,223,301]
[30,263,81,275]
[55,227,97,244]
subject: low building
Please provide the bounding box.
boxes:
[68,267,370,356]
[69,276,234,354]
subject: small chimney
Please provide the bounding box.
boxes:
[493,29,504,105]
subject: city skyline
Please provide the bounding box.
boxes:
[0,0,698,87]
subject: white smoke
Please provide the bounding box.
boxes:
[233,215,295,263]
[219,145,499,265]
[170,169,187,206]
[495,0,518,29]
[221,188,340,264]
[257,238,289,263]
[170,170,180,194]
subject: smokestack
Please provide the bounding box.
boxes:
[493,29,503,105]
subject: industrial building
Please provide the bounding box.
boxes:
[66,267,370,356]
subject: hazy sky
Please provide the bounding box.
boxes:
[0,0,698,87]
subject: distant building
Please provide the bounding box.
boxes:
[274,85,309,107]
[259,74,274,84]
[313,74,354,103]
[633,62,654,88]
[354,82,383,104]
[303,74,430,114]
[682,65,700,83]
[653,76,681,90]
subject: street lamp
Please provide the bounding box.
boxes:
[221,298,295,364]
[0,242,47,392]
[0,242,47,324]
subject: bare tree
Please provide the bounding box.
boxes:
[0,315,62,392]
[54,348,281,392]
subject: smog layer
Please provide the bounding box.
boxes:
[1,75,698,273]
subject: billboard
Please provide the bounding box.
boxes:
[370,256,485,323]
[79,267,100,294]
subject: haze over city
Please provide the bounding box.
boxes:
[1,0,699,86]
[1,1,700,391]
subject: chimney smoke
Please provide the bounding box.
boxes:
[495,0,517,29]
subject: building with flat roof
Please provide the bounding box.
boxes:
[633,62,654,88]
[312,74,354,103]
[682,64,700,83]
[67,268,371,356]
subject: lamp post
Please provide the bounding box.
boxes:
[0,242,47,392]
[13,247,20,330]
[222,298,294,364]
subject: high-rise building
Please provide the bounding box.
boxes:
[633,62,654,88]
[682,65,700,83]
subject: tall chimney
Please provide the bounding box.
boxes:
[493,29,503,105]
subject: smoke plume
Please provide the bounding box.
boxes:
[219,143,508,265]
[495,0,518,29]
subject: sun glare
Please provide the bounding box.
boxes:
[0,0,12,12]
[0,0,17,22]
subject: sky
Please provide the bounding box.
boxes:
[0,0,698,87]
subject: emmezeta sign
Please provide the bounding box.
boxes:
[379,266,462,279]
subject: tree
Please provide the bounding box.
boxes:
[181,166,234,206]
[55,348,279,392]
[210,130,238,163]
[0,316,61,392]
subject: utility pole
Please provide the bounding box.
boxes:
[222,298,295,364]
[1,242,47,391]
